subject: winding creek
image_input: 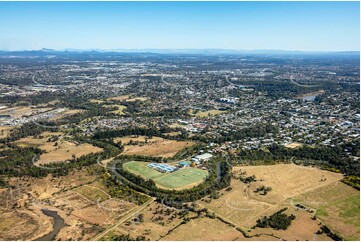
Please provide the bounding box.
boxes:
[35,209,66,241]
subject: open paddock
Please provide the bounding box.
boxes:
[52,182,138,226]
[115,202,191,241]
[38,141,103,165]
[294,181,360,240]
[0,106,52,118]
[103,104,127,115]
[122,138,195,158]
[13,132,103,165]
[193,109,227,118]
[160,217,244,241]
[284,142,303,149]
[114,135,163,145]
[0,125,14,138]
[107,95,130,101]
[199,164,344,229]
[0,208,53,241]
[107,95,147,102]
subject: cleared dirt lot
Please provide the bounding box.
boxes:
[121,138,195,158]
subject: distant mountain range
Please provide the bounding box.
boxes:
[0,48,359,58]
[0,48,359,55]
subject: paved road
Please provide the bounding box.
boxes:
[290,75,320,88]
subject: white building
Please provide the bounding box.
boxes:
[193,153,213,162]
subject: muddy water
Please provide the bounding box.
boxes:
[35,209,65,241]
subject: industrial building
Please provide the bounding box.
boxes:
[192,153,213,163]
[147,163,177,173]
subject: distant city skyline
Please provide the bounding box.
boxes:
[0,1,359,51]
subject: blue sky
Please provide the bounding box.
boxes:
[0,1,359,51]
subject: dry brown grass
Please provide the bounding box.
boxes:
[107,95,147,102]
[126,97,147,102]
[38,141,103,165]
[114,135,163,144]
[116,202,194,241]
[0,167,136,241]
[294,181,360,240]
[0,208,53,241]
[248,208,332,241]
[199,164,343,230]
[285,142,303,149]
[160,217,245,241]
[103,104,127,115]
[121,138,195,158]
[0,125,14,138]
[0,106,52,118]
[89,99,106,104]
[194,109,227,118]
[107,95,130,101]
[14,131,63,147]
[13,132,102,165]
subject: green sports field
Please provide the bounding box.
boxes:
[123,161,208,190]
[123,161,164,179]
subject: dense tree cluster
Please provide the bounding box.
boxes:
[254,186,272,195]
[317,225,343,241]
[239,175,256,184]
[100,233,148,241]
[255,208,295,230]
[0,122,57,144]
[102,175,150,205]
